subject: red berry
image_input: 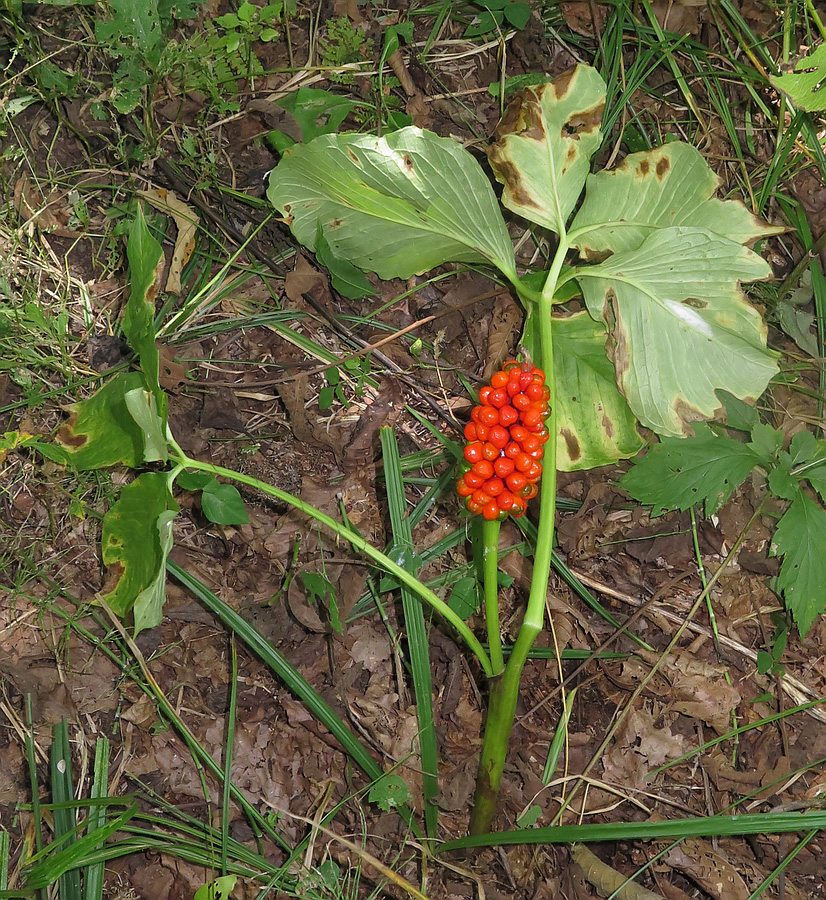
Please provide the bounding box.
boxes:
[482,442,499,461]
[493,456,515,478]
[464,422,478,442]
[483,477,504,497]
[499,405,518,426]
[472,489,492,507]
[475,422,490,441]
[467,499,484,515]
[464,470,485,488]
[457,479,474,497]
[464,442,484,464]
[512,393,531,411]
[519,371,533,390]
[521,407,544,429]
[527,461,543,481]
[472,460,494,480]
[479,386,493,404]
[497,490,515,511]
[488,388,508,408]
[506,380,521,397]
[504,441,522,459]
[488,425,509,449]
[521,483,538,500]
[490,371,508,389]
[506,471,527,493]
[510,425,529,444]
[511,496,527,517]
[515,453,533,473]
[525,383,545,402]
[483,500,501,521]
[478,406,499,427]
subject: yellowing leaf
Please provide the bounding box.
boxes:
[488,64,605,236]
[578,227,778,436]
[571,142,782,258]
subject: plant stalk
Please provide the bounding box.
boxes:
[482,518,505,677]
[469,246,563,835]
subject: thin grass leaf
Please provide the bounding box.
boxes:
[0,831,9,890]
[82,737,110,900]
[380,426,439,840]
[438,809,826,851]
[542,686,577,784]
[222,638,238,877]
[50,721,81,900]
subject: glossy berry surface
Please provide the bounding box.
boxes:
[458,360,550,520]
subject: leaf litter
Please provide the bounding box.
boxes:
[2,3,826,898]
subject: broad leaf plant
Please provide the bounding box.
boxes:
[25,64,822,837]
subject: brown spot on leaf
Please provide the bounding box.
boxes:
[488,155,541,209]
[495,90,545,142]
[330,218,342,229]
[567,145,577,161]
[673,396,707,434]
[602,413,614,437]
[57,415,86,448]
[402,154,414,171]
[552,67,576,99]
[638,160,650,176]
[561,428,581,461]
[346,148,360,165]
[101,560,125,594]
[656,156,670,178]
[682,297,708,309]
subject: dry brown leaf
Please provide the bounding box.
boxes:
[602,708,685,790]
[138,188,198,295]
[483,291,522,379]
[664,839,750,900]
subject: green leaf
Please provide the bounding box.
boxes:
[768,453,797,501]
[773,490,826,636]
[194,875,237,900]
[95,0,162,52]
[369,774,412,811]
[201,482,249,525]
[56,371,149,469]
[524,309,643,470]
[504,2,531,29]
[276,87,360,142]
[124,206,166,419]
[771,43,826,112]
[802,459,826,504]
[175,470,215,491]
[268,127,517,280]
[124,387,167,462]
[577,227,779,437]
[789,429,818,464]
[756,650,774,675]
[719,390,760,434]
[748,422,784,464]
[620,424,761,516]
[101,472,179,633]
[571,142,782,258]
[300,570,341,633]
[488,64,605,236]
[448,575,481,619]
[315,225,374,299]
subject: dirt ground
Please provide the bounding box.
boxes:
[2,1,826,898]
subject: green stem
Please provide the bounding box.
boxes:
[169,447,493,678]
[469,239,565,835]
[482,518,504,677]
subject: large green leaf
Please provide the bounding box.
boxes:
[267,127,516,280]
[123,206,166,420]
[101,471,179,634]
[522,307,643,470]
[488,64,605,236]
[571,142,782,258]
[56,371,149,469]
[770,44,826,112]
[577,227,779,437]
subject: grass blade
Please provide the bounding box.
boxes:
[380,426,439,840]
[50,721,81,900]
[82,737,110,900]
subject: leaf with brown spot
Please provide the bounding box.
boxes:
[571,142,782,259]
[56,371,149,470]
[577,227,778,436]
[522,309,643,470]
[488,64,605,236]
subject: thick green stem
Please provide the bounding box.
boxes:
[469,241,565,835]
[482,518,504,677]
[170,448,493,677]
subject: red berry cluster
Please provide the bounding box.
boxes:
[457,360,550,521]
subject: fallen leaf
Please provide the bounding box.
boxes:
[138,188,198,295]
